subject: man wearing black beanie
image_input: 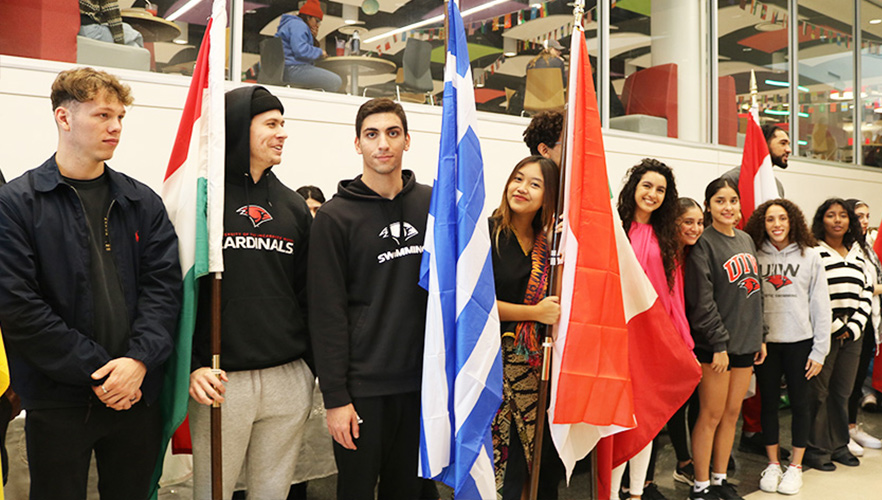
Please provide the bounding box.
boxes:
[188,85,314,499]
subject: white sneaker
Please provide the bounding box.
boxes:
[759,463,783,493]
[850,424,882,449]
[848,437,865,457]
[777,466,803,495]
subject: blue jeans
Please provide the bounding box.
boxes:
[284,64,342,93]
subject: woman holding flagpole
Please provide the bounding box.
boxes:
[613,159,690,500]
[685,178,765,500]
[489,155,560,500]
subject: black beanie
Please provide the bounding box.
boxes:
[251,87,284,117]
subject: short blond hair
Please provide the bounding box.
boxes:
[50,67,133,110]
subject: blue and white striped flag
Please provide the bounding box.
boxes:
[418,1,502,498]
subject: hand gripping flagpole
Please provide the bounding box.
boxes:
[526,3,583,499]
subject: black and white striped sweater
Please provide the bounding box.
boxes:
[816,241,873,340]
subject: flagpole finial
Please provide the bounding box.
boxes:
[573,0,585,30]
[749,69,758,108]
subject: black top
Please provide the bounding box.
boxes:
[308,171,431,409]
[65,173,130,358]
[490,219,531,334]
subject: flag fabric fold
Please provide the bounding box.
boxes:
[417,2,502,498]
[149,1,226,496]
[737,104,777,224]
[548,28,701,490]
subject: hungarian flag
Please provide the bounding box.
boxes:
[548,27,701,491]
[148,1,226,497]
[737,102,777,226]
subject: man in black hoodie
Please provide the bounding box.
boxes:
[309,98,433,499]
[188,86,314,499]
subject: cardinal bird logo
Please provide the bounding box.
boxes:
[766,274,793,290]
[237,205,273,227]
[739,277,761,297]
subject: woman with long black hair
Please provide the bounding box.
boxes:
[804,198,874,471]
[489,155,560,499]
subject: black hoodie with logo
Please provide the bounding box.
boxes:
[308,171,431,409]
[192,86,312,372]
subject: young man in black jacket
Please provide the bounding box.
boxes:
[187,85,314,499]
[0,67,182,500]
[308,98,434,499]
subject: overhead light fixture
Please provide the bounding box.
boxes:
[364,0,509,44]
[764,109,789,116]
[173,21,189,44]
[343,4,359,25]
[503,37,517,56]
[167,0,200,22]
[798,140,808,146]
[871,19,882,25]
[764,79,809,92]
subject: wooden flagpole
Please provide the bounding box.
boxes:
[526,4,583,499]
[211,273,223,500]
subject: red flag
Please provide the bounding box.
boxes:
[737,104,777,227]
[549,26,700,487]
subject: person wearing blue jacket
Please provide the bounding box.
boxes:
[0,67,181,500]
[276,0,342,92]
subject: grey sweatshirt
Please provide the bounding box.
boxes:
[685,226,764,355]
[756,241,831,364]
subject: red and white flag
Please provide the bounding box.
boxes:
[737,104,777,225]
[548,28,701,490]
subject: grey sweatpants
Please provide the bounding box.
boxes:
[189,359,314,500]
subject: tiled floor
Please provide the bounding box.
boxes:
[7,402,882,499]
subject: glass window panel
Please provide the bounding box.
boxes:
[797,0,855,163]
[238,0,594,116]
[718,0,789,149]
[860,0,882,168]
[609,0,706,142]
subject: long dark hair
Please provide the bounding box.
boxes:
[677,197,703,260]
[617,158,680,289]
[703,177,740,227]
[811,198,867,253]
[744,198,817,255]
[491,156,560,248]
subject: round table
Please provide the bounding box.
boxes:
[316,56,397,95]
[121,8,181,43]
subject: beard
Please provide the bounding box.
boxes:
[771,153,788,169]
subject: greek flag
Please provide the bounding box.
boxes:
[417,1,502,498]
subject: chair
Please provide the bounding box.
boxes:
[258,37,286,87]
[397,38,435,105]
[610,63,678,138]
[523,67,566,113]
[718,75,737,147]
[77,36,151,71]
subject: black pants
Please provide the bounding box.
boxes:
[849,323,876,423]
[500,416,564,500]
[333,393,435,500]
[26,401,162,500]
[756,340,813,448]
[807,338,862,461]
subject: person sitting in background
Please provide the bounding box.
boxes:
[526,39,566,87]
[79,0,144,47]
[276,0,342,93]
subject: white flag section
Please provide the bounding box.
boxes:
[418,2,502,499]
[150,1,225,497]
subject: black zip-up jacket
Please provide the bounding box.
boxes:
[308,171,430,409]
[0,155,181,409]
[192,86,312,372]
